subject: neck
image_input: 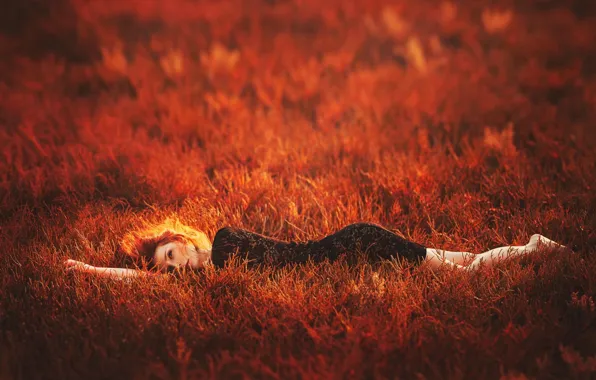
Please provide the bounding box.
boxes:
[195,248,213,268]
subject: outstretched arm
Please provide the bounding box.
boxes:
[64,259,154,279]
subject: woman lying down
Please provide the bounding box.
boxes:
[65,222,569,278]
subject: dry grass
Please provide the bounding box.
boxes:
[1,0,596,378]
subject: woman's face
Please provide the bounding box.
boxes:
[153,241,209,271]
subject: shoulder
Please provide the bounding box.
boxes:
[214,226,242,242]
[211,226,256,268]
[213,226,276,251]
[213,226,253,249]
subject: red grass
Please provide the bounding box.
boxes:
[1,0,596,378]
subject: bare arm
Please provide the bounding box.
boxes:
[64,259,154,279]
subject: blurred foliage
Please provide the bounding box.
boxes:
[1,0,596,378]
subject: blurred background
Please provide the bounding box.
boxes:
[1,0,595,233]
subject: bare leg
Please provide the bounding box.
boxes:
[465,244,531,270]
[424,234,567,271]
[425,248,476,266]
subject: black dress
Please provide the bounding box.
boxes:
[210,222,427,268]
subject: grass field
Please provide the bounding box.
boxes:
[1,0,596,378]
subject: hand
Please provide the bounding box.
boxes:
[64,259,95,273]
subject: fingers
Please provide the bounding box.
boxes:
[64,259,92,272]
[64,259,83,267]
[64,259,86,268]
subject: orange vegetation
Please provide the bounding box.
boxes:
[1,0,596,378]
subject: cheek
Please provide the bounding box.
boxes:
[174,250,190,265]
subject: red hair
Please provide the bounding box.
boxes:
[117,219,212,268]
